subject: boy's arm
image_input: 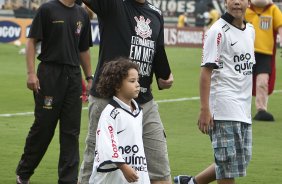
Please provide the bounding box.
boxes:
[116,163,139,183]
[198,66,213,134]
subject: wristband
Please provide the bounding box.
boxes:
[85,75,94,81]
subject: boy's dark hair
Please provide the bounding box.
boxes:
[96,57,139,98]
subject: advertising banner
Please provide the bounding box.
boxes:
[0,18,204,47]
[0,17,32,44]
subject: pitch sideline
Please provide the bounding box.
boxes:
[1,90,282,118]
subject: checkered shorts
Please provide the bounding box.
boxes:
[209,120,252,179]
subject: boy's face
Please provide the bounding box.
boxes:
[225,0,250,19]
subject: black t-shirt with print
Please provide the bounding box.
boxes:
[88,0,171,104]
[28,0,92,66]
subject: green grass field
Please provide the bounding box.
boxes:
[0,43,281,184]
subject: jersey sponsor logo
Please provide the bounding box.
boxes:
[43,96,53,109]
[233,53,254,75]
[259,16,272,30]
[108,125,119,158]
[216,33,222,46]
[75,21,82,35]
[119,145,148,171]
[134,16,152,39]
[0,21,21,43]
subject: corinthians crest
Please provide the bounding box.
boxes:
[134,16,152,39]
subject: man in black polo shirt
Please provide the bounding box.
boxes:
[15,0,93,184]
[78,0,174,184]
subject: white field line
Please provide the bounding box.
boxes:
[1,90,282,118]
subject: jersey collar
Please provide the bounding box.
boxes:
[221,12,247,31]
[111,96,141,116]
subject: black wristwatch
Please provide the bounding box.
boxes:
[85,75,94,81]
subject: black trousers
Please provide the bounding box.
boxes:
[16,62,82,184]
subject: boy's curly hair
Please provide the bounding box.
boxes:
[96,57,139,98]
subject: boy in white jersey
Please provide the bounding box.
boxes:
[89,58,150,184]
[174,0,255,184]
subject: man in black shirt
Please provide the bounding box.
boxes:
[15,0,93,184]
[78,0,174,183]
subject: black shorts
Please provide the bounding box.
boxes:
[253,53,272,75]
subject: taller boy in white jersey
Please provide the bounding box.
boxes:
[175,0,255,184]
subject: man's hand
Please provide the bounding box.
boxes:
[158,73,174,89]
[27,73,40,93]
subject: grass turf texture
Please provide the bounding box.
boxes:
[0,43,281,183]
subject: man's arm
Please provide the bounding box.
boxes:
[26,38,40,93]
[198,66,213,134]
[80,49,93,94]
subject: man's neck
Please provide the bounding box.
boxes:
[59,0,75,7]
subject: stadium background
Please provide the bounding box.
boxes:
[0,0,282,184]
[1,0,281,47]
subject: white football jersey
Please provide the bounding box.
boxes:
[202,13,255,124]
[89,97,150,184]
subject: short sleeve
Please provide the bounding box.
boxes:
[28,6,45,40]
[79,12,93,52]
[95,109,125,171]
[201,27,223,69]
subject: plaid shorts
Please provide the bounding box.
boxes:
[209,120,252,179]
